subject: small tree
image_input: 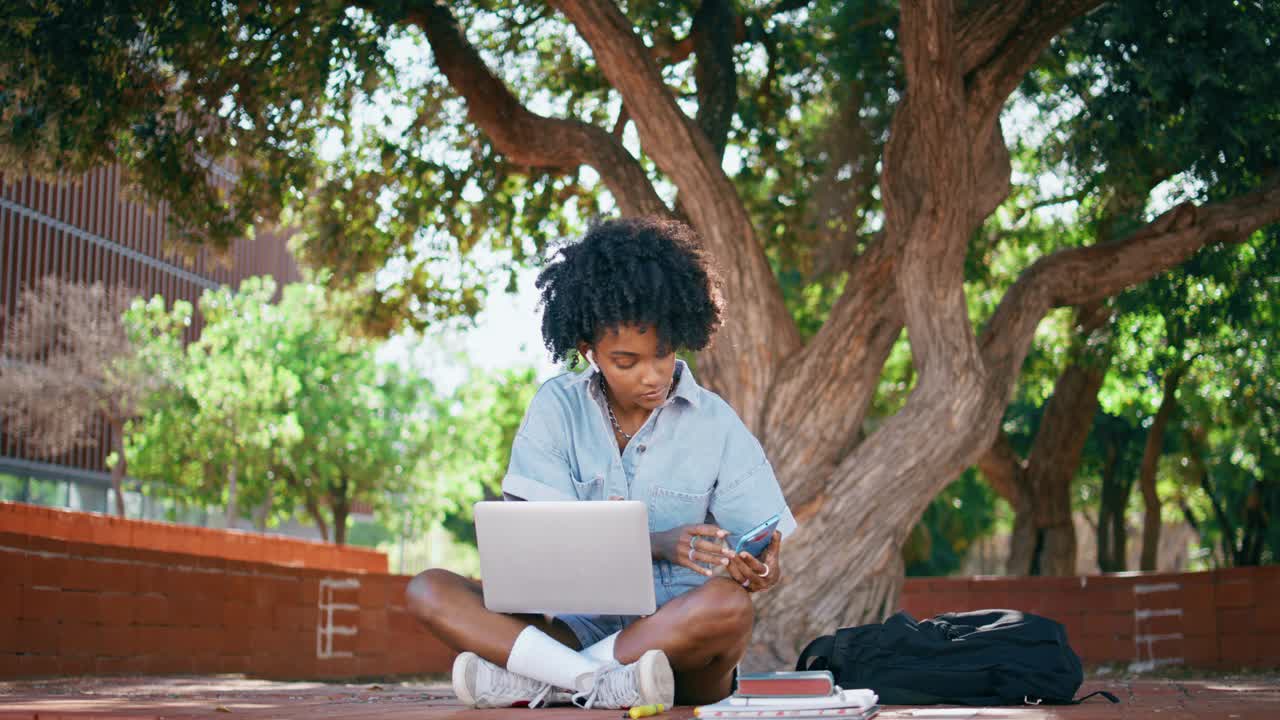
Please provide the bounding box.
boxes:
[127,278,433,543]
[0,277,178,515]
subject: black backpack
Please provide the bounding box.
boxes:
[796,609,1116,706]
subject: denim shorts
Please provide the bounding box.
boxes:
[557,613,640,648]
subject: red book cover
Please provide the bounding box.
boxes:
[736,671,835,697]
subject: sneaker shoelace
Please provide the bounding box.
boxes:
[480,662,556,708]
[572,661,634,710]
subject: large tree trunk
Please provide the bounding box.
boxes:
[978,303,1111,576]
[1096,439,1131,572]
[109,418,127,517]
[976,432,1033,573]
[1021,304,1111,575]
[1138,365,1185,570]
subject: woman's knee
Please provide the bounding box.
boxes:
[687,577,754,636]
[404,568,463,622]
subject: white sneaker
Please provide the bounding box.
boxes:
[451,651,573,708]
[572,649,675,710]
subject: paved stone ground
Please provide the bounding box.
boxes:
[0,675,1277,719]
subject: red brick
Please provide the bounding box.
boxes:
[0,549,31,587]
[1218,607,1254,633]
[133,563,170,593]
[132,625,172,654]
[98,625,140,656]
[188,626,223,654]
[1215,576,1255,608]
[221,628,255,656]
[96,593,134,626]
[311,654,357,679]
[1079,611,1133,638]
[1255,633,1280,664]
[17,653,60,677]
[215,655,254,674]
[358,608,386,634]
[1183,634,1219,665]
[357,577,387,608]
[19,534,67,555]
[94,655,149,675]
[1136,612,1185,636]
[1219,633,1259,665]
[357,628,387,654]
[19,585,60,622]
[63,558,118,592]
[300,577,321,606]
[273,599,311,627]
[55,589,102,624]
[59,622,103,656]
[13,619,59,654]
[0,652,23,677]
[27,555,69,589]
[191,652,223,674]
[224,574,254,604]
[133,593,169,625]
[145,653,196,674]
[1180,583,1218,634]
[59,655,95,676]
[0,582,20,620]
[187,569,226,599]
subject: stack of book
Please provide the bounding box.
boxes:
[694,671,879,719]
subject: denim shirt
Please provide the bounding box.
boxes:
[501,360,797,608]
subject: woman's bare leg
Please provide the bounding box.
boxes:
[404,568,582,666]
[613,577,754,705]
[407,570,751,704]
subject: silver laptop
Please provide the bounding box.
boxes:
[474,500,657,616]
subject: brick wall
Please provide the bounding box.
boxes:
[0,530,450,679]
[900,567,1280,669]
[4,508,1277,680]
[0,502,386,573]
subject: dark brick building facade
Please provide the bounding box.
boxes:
[0,164,300,505]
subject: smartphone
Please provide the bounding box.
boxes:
[734,513,781,557]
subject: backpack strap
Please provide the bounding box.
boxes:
[1073,690,1120,704]
[795,634,836,672]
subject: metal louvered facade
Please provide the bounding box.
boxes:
[0,165,301,486]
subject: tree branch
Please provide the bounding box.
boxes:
[977,429,1029,509]
[980,177,1280,385]
[763,237,903,517]
[956,0,1033,73]
[964,0,1106,133]
[692,0,738,159]
[379,1,669,217]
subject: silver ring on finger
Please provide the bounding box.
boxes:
[688,536,699,563]
[760,562,771,578]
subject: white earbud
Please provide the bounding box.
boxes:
[586,349,600,372]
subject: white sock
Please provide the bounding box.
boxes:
[580,631,619,664]
[506,626,604,693]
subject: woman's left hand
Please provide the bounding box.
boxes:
[726,531,782,593]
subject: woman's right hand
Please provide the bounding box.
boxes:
[652,524,735,577]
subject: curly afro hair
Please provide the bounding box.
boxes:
[536,217,725,365]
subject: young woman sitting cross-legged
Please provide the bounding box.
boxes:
[404,217,795,710]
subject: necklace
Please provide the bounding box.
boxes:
[598,367,681,441]
[600,373,635,440]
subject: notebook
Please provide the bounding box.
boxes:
[694,688,879,718]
